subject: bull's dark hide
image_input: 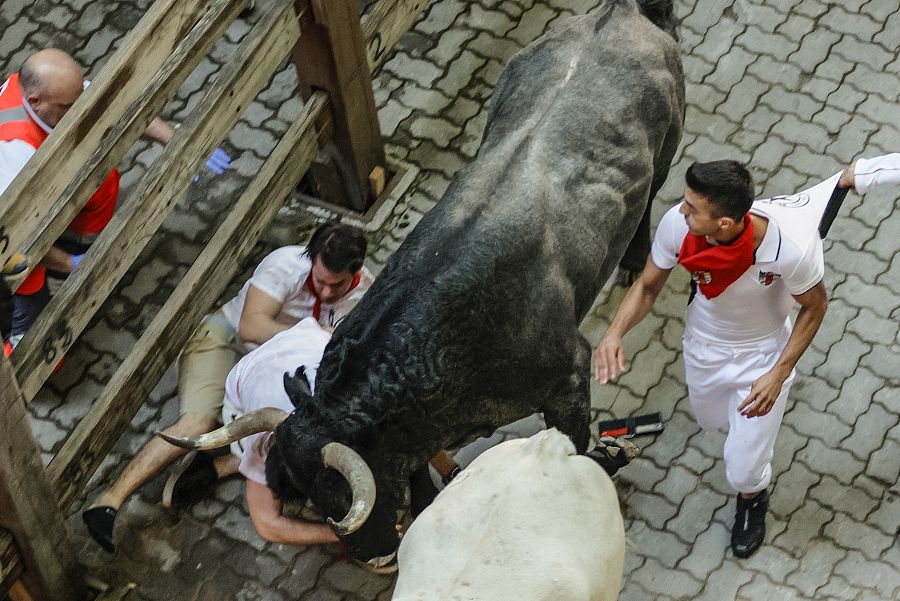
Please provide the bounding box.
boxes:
[268,0,685,560]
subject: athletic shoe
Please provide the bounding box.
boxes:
[731,489,769,558]
[240,0,255,18]
[355,551,398,575]
[162,450,217,509]
[82,506,117,553]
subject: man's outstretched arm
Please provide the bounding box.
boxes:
[594,255,672,383]
[839,153,900,192]
[246,479,340,545]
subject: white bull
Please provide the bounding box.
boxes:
[392,429,625,601]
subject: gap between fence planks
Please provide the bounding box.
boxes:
[0,530,22,596]
[0,356,82,601]
[0,0,240,271]
[48,92,329,511]
[11,0,302,401]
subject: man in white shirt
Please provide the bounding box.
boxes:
[595,154,899,558]
[83,222,372,552]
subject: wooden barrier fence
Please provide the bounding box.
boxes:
[0,0,427,598]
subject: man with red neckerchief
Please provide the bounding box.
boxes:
[83,222,372,553]
[593,160,830,559]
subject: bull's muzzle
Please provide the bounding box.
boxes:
[157,408,377,536]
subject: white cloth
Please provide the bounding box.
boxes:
[683,329,792,494]
[219,245,372,346]
[222,317,331,485]
[651,193,825,345]
[0,138,34,195]
[853,153,900,194]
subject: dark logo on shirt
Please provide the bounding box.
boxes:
[758,271,781,286]
[756,193,810,208]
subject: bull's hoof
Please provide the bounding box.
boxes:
[587,437,640,476]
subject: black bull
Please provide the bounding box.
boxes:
[268,0,685,560]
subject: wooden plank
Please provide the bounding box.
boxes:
[47,93,329,511]
[15,0,249,284]
[0,0,236,270]
[0,356,82,601]
[362,0,429,72]
[293,0,385,212]
[11,0,302,401]
[0,531,24,597]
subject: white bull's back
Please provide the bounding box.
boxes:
[392,429,625,601]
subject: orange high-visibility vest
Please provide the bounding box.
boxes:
[0,73,120,294]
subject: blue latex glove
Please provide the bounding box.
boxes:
[205,147,231,175]
[70,253,85,271]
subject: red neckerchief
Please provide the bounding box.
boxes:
[306,271,361,320]
[677,214,755,300]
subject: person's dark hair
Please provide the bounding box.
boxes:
[305,222,367,274]
[685,160,754,221]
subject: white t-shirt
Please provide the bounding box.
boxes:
[219,245,373,346]
[223,317,331,484]
[854,153,900,194]
[651,185,826,345]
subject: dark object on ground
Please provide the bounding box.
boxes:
[597,412,664,438]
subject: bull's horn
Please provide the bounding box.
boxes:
[321,442,376,536]
[157,408,290,450]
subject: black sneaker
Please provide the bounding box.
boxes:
[162,450,217,509]
[82,506,117,553]
[731,489,769,558]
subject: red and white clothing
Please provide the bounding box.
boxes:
[0,74,120,296]
[222,317,331,485]
[220,245,373,349]
[651,176,830,494]
[852,153,900,193]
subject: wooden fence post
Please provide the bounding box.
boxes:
[0,355,83,601]
[292,0,386,212]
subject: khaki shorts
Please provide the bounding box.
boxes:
[178,311,244,419]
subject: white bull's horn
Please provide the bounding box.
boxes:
[157,408,290,450]
[321,442,376,536]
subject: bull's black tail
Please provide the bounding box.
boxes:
[636,0,679,40]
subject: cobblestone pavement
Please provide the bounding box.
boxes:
[2,0,898,599]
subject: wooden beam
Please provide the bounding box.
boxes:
[0,0,243,271]
[362,0,429,72]
[15,0,248,285]
[11,0,302,400]
[293,0,386,212]
[0,355,83,601]
[48,93,329,511]
[0,531,23,597]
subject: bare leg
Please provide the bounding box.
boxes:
[91,412,219,510]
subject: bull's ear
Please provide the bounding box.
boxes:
[283,366,313,409]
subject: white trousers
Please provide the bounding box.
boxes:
[683,328,793,494]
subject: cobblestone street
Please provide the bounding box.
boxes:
[1,0,897,599]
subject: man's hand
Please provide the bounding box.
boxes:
[838,160,857,190]
[738,367,790,418]
[594,334,627,384]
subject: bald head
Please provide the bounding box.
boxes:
[20,49,84,128]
